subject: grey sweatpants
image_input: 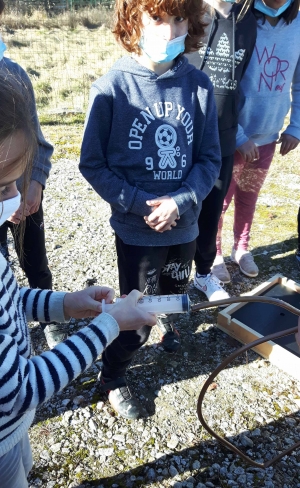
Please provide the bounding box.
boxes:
[0,433,33,488]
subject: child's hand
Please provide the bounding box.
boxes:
[107,290,157,331]
[237,140,259,163]
[8,202,31,224]
[277,134,299,156]
[64,286,115,319]
[144,196,179,232]
[8,181,43,224]
[25,180,43,215]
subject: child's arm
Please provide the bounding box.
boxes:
[80,87,158,217]
[0,287,155,416]
[145,85,221,232]
[16,64,52,194]
[277,55,300,156]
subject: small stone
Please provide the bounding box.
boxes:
[96,447,114,457]
[96,401,104,410]
[240,435,254,448]
[107,417,116,427]
[46,482,56,488]
[167,434,179,449]
[61,399,70,407]
[40,450,51,461]
[73,395,85,405]
[192,460,201,470]
[50,442,62,453]
[89,419,98,432]
[113,434,125,443]
[169,465,179,477]
[252,428,261,436]
[147,468,156,480]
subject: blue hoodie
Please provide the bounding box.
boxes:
[80,55,221,246]
[236,14,300,147]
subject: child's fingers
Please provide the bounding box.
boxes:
[146,199,162,206]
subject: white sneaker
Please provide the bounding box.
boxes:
[194,272,230,302]
[211,255,231,283]
[231,248,258,277]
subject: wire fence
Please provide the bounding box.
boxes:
[7,1,113,14]
[1,3,123,121]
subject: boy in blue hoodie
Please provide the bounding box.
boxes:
[80,0,221,419]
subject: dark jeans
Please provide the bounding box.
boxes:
[0,200,52,290]
[194,154,234,275]
[101,236,196,379]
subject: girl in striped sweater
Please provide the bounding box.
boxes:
[0,75,156,488]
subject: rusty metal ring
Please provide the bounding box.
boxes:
[191,295,300,468]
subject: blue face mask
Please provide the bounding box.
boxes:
[254,0,293,17]
[140,32,187,64]
[0,38,7,61]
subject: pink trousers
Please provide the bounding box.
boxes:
[216,142,276,255]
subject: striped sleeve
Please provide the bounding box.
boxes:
[0,313,119,416]
[19,288,67,323]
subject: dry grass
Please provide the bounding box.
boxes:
[1,5,113,30]
[1,22,123,115]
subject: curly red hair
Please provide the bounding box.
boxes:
[113,0,206,55]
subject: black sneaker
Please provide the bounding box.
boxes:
[98,374,147,420]
[156,315,181,353]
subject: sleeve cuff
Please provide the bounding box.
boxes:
[89,312,120,345]
[282,127,300,141]
[31,169,48,188]
[48,292,68,323]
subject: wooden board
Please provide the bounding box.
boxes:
[217,274,300,381]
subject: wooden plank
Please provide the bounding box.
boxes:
[217,275,300,381]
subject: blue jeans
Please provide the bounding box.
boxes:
[0,433,33,488]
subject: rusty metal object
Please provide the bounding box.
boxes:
[191,295,300,468]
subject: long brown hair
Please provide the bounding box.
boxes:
[113,0,206,55]
[0,74,37,251]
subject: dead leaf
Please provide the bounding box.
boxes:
[201,381,218,391]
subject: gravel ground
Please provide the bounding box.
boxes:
[9,158,300,488]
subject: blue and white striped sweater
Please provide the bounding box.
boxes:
[0,253,119,456]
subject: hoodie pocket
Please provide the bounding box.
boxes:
[135,179,182,196]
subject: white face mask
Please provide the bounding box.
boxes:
[140,32,187,64]
[0,192,21,226]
